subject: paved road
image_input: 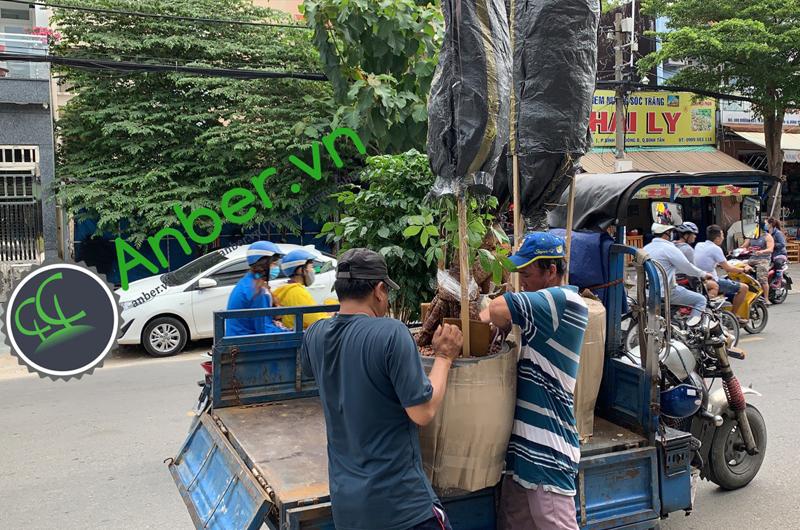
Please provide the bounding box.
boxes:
[0,303,798,529]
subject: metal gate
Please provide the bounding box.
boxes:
[0,146,43,293]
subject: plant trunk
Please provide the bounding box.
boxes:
[763,107,785,218]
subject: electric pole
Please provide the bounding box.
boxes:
[614,12,625,164]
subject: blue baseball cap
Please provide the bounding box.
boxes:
[509,232,566,268]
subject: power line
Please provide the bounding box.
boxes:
[4,0,312,29]
[0,52,328,80]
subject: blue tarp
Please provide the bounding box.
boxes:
[551,229,616,309]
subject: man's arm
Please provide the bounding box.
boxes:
[756,234,775,255]
[479,296,513,333]
[405,324,462,426]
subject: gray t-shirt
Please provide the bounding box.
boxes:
[300,314,437,530]
[675,241,695,263]
[695,240,726,281]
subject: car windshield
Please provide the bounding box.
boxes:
[165,252,228,285]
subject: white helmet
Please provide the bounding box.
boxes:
[651,222,675,235]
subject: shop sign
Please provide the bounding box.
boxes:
[590,90,716,147]
[784,150,800,163]
[721,100,800,126]
[633,185,757,199]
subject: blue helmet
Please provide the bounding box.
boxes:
[660,384,703,418]
[246,241,284,266]
[281,249,318,276]
[676,222,699,235]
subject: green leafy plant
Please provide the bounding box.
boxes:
[319,150,438,322]
[403,195,516,285]
[301,0,444,155]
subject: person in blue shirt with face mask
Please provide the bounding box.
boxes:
[225,241,289,337]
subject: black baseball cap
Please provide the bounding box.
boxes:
[336,248,400,290]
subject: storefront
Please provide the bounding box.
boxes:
[582,91,756,246]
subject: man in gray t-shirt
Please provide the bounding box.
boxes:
[300,248,462,530]
[694,224,752,321]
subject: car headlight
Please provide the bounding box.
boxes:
[121,301,135,312]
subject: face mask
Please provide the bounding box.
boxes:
[269,266,280,280]
[303,270,316,286]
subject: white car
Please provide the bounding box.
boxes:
[116,244,338,356]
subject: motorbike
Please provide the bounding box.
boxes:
[622,306,767,491]
[730,247,792,305]
[722,252,770,334]
[624,276,741,349]
[193,355,213,416]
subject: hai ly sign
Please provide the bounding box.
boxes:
[590,91,716,147]
[633,185,757,200]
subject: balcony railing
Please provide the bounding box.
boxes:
[0,33,49,80]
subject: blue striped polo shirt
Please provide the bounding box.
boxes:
[503,286,589,496]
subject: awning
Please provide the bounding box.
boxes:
[580,146,754,174]
[730,131,800,162]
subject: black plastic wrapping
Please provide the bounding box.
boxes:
[502,0,600,227]
[426,0,512,198]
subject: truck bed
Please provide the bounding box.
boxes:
[217,398,330,508]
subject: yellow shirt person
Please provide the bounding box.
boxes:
[274,249,332,330]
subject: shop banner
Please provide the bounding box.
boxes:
[721,100,800,126]
[634,184,757,200]
[590,90,716,147]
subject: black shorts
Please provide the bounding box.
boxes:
[407,506,453,530]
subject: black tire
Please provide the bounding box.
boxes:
[142,316,188,357]
[743,299,769,334]
[709,404,767,490]
[769,278,788,305]
[719,310,740,347]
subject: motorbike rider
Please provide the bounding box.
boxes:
[694,225,753,324]
[767,217,787,260]
[226,241,288,337]
[674,222,699,262]
[643,223,714,318]
[273,248,332,330]
[673,221,720,297]
[739,222,774,305]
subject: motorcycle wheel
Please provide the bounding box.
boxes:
[743,299,769,334]
[769,278,788,305]
[709,404,767,490]
[719,310,740,347]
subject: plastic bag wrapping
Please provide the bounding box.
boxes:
[426,0,512,198]
[437,269,478,303]
[500,0,600,221]
[419,341,518,494]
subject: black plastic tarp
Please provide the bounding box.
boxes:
[502,0,600,228]
[426,0,512,198]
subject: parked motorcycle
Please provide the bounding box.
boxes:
[623,309,767,490]
[193,355,213,416]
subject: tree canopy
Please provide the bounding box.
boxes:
[302,0,443,155]
[640,0,800,206]
[54,0,360,245]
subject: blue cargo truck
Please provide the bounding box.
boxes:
[168,171,774,530]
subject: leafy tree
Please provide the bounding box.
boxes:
[53,0,361,245]
[301,0,443,155]
[320,151,438,322]
[639,0,800,212]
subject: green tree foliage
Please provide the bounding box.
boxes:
[54,0,361,245]
[301,0,443,154]
[639,0,800,210]
[320,151,437,322]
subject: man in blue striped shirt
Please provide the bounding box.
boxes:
[480,232,588,530]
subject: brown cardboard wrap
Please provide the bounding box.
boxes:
[574,290,606,442]
[419,343,518,494]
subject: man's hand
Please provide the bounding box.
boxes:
[431,324,463,362]
[744,265,753,273]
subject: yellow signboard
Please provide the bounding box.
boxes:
[633,185,756,200]
[591,90,716,147]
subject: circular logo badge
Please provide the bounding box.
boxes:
[2,261,120,380]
